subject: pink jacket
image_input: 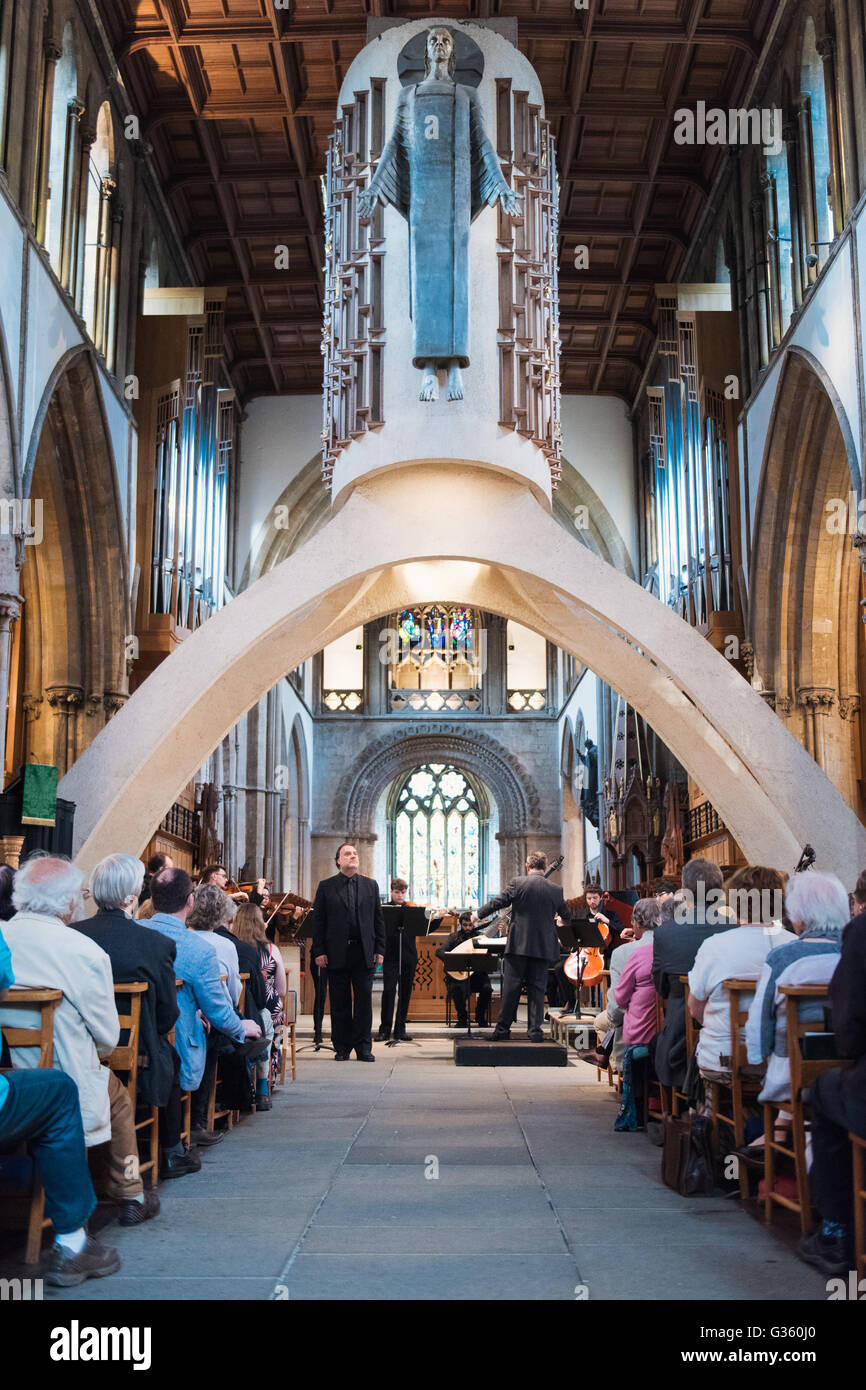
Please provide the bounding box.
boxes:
[613,940,658,1046]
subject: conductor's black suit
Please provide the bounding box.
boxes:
[477,872,569,1037]
[311,872,386,1057]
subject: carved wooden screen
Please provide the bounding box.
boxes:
[321,95,386,490]
[496,83,561,488]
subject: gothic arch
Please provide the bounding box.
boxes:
[242,453,330,586]
[552,457,635,578]
[749,346,863,811]
[60,464,866,880]
[335,726,539,840]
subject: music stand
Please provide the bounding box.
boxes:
[441,949,498,1036]
[381,905,427,1044]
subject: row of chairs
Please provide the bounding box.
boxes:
[0,974,298,1262]
[615,973,866,1268]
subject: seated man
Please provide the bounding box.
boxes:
[0,855,158,1227]
[798,894,866,1275]
[144,868,260,1146]
[436,912,492,1029]
[652,858,732,1090]
[0,922,121,1286]
[70,853,199,1181]
[688,865,795,1085]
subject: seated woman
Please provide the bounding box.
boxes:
[588,897,659,1073]
[233,903,286,1103]
[739,870,847,1161]
[610,898,661,1129]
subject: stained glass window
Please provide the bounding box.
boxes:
[390,604,479,690]
[392,764,480,907]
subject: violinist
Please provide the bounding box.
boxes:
[199,864,249,904]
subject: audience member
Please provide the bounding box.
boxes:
[0,921,121,1285]
[588,897,657,1071]
[739,871,847,1163]
[144,868,260,1146]
[136,852,173,920]
[688,865,794,1084]
[613,898,662,1047]
[0,863,15,921]
[799,899,866,1275]
[652,858,732,1089]
[69,853,199,1180]
[189,883,242,1006]
[0,855,158,1226]
[234,903,286,1104]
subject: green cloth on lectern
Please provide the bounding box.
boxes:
[21,763,58,826]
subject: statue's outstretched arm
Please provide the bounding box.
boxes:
[358,90,411,221]
[469,88,523,220]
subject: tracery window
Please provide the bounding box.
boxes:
[799,18,835,276]
[392,764,481,907]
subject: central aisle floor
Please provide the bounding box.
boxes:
[53,1031,827,1302]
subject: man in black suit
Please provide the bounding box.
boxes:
[312,843,385,1061]
[473,851,568,1041]
[70,853,200,1183]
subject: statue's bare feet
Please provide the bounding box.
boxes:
[419,363,439,401]
[447,364,464,400]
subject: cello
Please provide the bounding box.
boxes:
[562,890,617,990]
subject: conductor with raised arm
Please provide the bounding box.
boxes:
[312,843,385,1061]
[473,851,568,1042]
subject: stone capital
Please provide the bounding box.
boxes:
[21,692,43,721]
[84,691,104,717]
[0,594,23,627]
[797,685,835,712]
[46,685,84,711]
[68,97,86,120]
[839,694,861,721]
[103,691,129,716]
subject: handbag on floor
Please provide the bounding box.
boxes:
[661,1112,715,1196]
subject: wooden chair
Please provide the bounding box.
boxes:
[0,986,62,1262]
[708,977,761,1199]
[173,978,191,1149]
[106,982,158,1187]
[651,993,672,1117]
[208,974,235,1132]
[852,1132,866,1281]
[279,989,297,1085]
[670,976,696,1117]
[763,984,851,1233]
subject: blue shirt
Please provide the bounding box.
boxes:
[0,925,14,1110]
[142,913,246,1091]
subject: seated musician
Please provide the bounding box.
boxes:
[435,911,493,1029]
[550,913,578,1015]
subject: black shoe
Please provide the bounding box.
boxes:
[376,1028,391,1041]
[190,1126,225,1146]
[356,1051,376,1062]
[455,1017,469,1030]
[255,1092,272,1111]
[334,1051,351,1060]
[160,1148,202,1180]
[393,1032,414,1042]
[489,1029,511,1041]
[117,1188,160,1227]
[798,1229,851,1276]
[529,1031,545,1043]
[46,1235,121,1287]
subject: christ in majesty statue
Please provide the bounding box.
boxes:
[358,27,522,402]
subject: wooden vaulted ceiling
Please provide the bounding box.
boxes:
[99,0,776,405]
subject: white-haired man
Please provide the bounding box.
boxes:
[0,855,160,1256]
[70,853,200,1181]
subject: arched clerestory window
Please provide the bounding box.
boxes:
[798,18,835,278]
[81,101,118,365]
[43,22,79,279]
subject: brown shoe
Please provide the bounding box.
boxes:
[46,1235,122,1287]
[118,1187,160,1226]
[190,1127,225,1146]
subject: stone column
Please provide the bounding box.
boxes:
[797,686,835,766]
[46,685,83,774]
[59,97,85,290]
[73,123,95,314]
[34,40,61,243]
[0,595,22,781]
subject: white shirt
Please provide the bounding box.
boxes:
[689,923,796,1072]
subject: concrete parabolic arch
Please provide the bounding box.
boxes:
[60,464,866,880]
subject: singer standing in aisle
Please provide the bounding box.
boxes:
[312,844,385,1061]
[377,879,418,1043]
[473,851,568,1042]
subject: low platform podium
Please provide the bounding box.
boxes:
[454,1037,568,1067]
